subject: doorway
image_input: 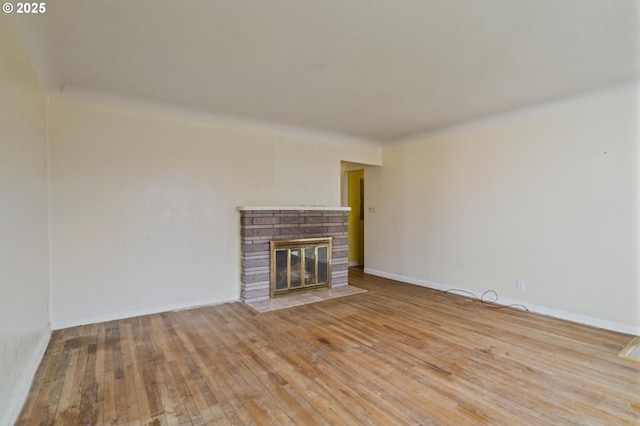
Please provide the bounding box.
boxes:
[346,169,365,267]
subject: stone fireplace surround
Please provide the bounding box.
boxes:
[239,206,350,303]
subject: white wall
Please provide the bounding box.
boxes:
[365,86,639,333]
[48,92,381,328]
[0,15,51,425]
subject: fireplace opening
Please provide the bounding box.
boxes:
[270,238,332,297]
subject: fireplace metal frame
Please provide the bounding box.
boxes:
[270,237,333,298]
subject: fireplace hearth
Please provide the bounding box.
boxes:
[238,206,349,303]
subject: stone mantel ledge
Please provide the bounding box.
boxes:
[238,206,351,211]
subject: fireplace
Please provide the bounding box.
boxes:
[238,206,349,303]
[271,237,332,297]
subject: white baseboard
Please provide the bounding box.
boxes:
[5,323,52,426]
[349,261,363,267]
[51,294,239,330]
[364,268,640,336]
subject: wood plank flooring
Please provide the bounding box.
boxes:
[18,270,640,425]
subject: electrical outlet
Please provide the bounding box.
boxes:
[367,206,376,213]
[517,280,525,291]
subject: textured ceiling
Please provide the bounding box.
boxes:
[14,0,640,143]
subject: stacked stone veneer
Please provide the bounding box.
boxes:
[239,207,349,302]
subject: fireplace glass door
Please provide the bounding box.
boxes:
[270,238,332,297]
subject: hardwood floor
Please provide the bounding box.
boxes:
[18,270,640,425]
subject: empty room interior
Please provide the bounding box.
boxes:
[2,1,640,424]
